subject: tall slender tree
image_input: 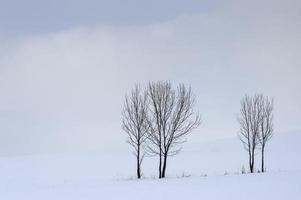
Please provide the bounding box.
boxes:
[259,96,274,172]
[238,94,264,173]
[122,85,149,179]
[146,81,201,178]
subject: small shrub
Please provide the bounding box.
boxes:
[241,165,246,174]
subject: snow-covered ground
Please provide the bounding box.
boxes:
[1,171,300,200]
[0,132,300,199]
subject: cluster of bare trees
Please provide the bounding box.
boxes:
[122,81,201,179]
[122,82,274,178]
[238,94,274,173]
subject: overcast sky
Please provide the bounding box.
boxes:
[0,0,300,156]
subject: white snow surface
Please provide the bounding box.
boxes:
[0,132,300,200]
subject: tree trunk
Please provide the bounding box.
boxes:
[137,147,141,179]
[261,146,265,173]
[248,150,253,173]
[137,160,141,179]
[158,152,162,179]
[162,154,168,178]
[250,148,255,173]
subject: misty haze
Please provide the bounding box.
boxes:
[0,0,300,199]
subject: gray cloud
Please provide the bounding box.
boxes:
[0,0,218,37]
[0,0,300,156]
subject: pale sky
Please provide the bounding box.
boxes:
[0,0,300,156]
[0,0,219,37]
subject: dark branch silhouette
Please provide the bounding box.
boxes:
[238,94,264,173]
[122,85,149,179]
[258,96,274,172]
[146,81,201,178]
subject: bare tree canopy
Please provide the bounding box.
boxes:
[146,81,201,178]
[122,85,149,179]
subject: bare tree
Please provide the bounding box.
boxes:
[259,96,274,172]
[146,81,201,178]
[122,85,149,179]
[238,94,264,173]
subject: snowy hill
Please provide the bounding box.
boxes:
[0,132,300,199]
